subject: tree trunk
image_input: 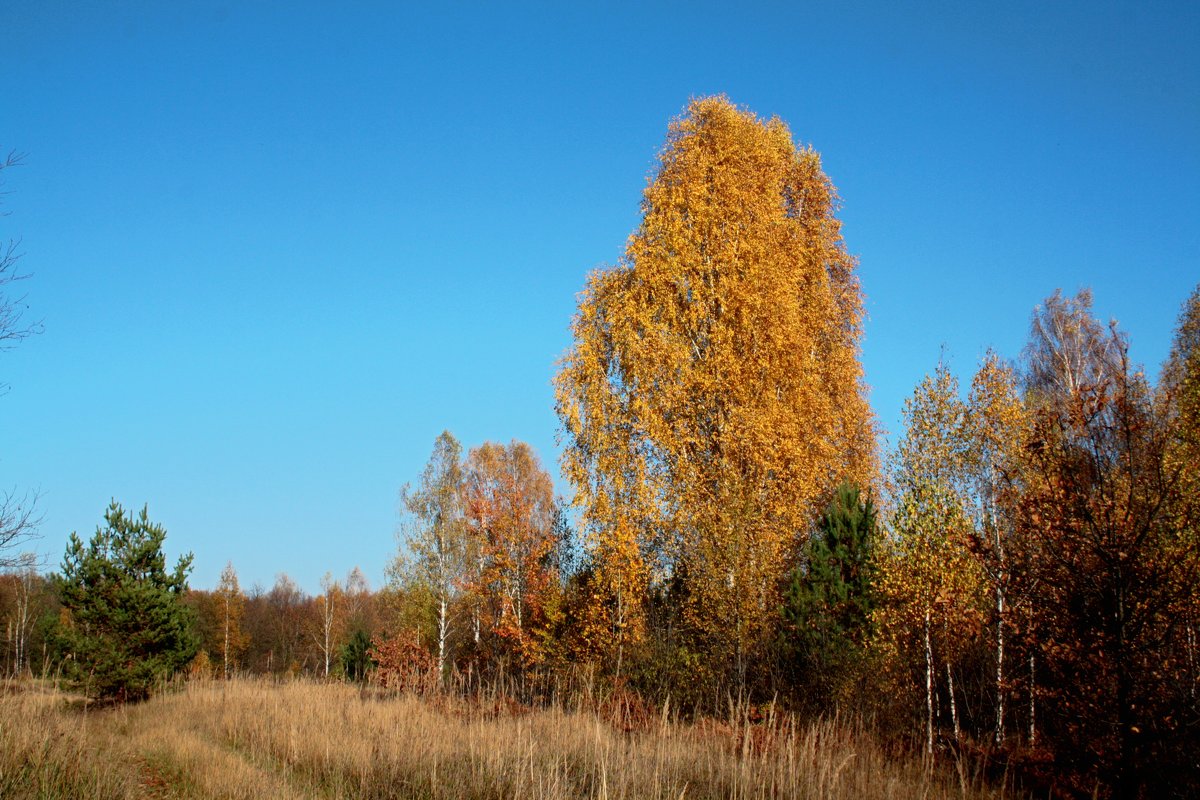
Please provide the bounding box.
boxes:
[14,569,31,676]
[223,595,231,679]
[1113,582,1137,799]
[946,662,960,742]
[324,591,334,678]
[614,578,626,678]
[1187,620,1197,700]
[437,596,448,684]
[323,615,330,678]
[995,584,1005,745]
[1028,651,1036,746]
[925,610,934,755]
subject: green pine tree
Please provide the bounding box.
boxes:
[340,628,373,682]
[782,482,878,709]
[56,501,197,702]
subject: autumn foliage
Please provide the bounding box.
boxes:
[555,96,876,686]
[462,441,559,666]
[1002,292,1200,796]
[7,97,1197,800]
[369,629,437,692]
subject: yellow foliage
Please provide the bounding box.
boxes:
[188,649,213,680]
[556,96,876,672]
[877,363,987,669]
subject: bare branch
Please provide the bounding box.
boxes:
[0,488,42,570]
[0,150,42,392]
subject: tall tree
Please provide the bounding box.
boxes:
[878,363,986,753]
[555,96,876,685]
[461,440,558,667]
[1163,284,1200,496]
[342,566,376,641]
[1022,288,1121,411]
[1161,285,1200,780]
[56,502,197,702]
[255,573,309,674]
[313,571,343,678]
[392,431,469,682]
[3,553,39,675]
[1011,289,1200,798]
[215,561,247,679]
[962,353,1029,745]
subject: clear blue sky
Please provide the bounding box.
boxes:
[2,2,1196,593]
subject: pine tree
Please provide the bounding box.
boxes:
[340,628,372,682]
[56,502,197,702]
[782,482,877,708]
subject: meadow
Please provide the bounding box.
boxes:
[0,676,1007,800]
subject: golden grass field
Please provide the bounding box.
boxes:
[0,677,1008,799]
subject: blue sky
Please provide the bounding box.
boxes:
[2,2,1196,593]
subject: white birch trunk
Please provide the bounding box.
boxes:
[437,596,448,684]
[615,580,626,678]
[1186,621,1197,700]
[14,570,31,675]
[994,516,1006,746]
[223,594,231,679]
[925,610,934,755]
[323,592,333,678]
[1028,651,1037,746]
[946,662,960,742]
[995,583,1006,745]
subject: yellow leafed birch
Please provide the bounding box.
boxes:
[555,97,876,678]
[877,364,987,752]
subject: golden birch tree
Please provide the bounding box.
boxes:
[1161,285,1200,790]
[877,363,986,753]
[962,353,1029,745]
[461,440,558,667]
[555,96,875,683]
[1163,284,1200,502]
[215,561,247,679]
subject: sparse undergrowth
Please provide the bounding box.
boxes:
[0,677,1009,799]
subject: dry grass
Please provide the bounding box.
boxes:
[0,677,1009,799]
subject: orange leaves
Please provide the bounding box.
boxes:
[461,441,558,666]
[370,630,437,692]
[555,96,876,674]
[393,435,563,673]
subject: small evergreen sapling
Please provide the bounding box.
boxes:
[57,502,197,702]
[782,482,878,707]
